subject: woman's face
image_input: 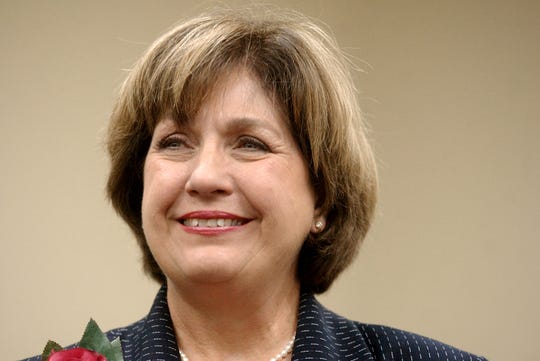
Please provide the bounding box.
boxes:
[142,69,319,287]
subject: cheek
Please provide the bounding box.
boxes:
[274,158,314,201]
[142,158,183,221]
[250,159,316,219]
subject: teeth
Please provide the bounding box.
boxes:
[182,218,242,228]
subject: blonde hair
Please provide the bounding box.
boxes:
[107,9,377,293]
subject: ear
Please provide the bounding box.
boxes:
[310,207,326,233]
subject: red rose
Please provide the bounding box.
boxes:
[48,347,107,361]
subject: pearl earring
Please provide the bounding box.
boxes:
[314,220,324,231]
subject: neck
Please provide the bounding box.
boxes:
[167,277,300,361]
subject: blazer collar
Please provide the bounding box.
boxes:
[137,286,373,361]
[292,292,374,361]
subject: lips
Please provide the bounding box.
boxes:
[178,211,249,229]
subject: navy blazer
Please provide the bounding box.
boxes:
[23,285,487,360]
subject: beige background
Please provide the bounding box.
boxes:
[1,1,538,360]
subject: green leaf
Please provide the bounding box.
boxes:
[41,340,63,361]
[79,319,124,361]
[79,319,109,351]
[109,338,125,361]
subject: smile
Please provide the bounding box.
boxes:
[180,218,245,227]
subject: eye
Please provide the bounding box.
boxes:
[157,134,190,150]
[236,136,270,152]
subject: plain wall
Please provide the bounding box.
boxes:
[1,1,538,360]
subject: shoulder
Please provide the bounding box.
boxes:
[20,286,178,361]
[18,322,142,361]
[354,322,488,361]
[295,293,488,361]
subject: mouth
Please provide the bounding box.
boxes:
[180,218,247,228]
[178,211,250,228]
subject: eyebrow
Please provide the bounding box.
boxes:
[223,117,282,136]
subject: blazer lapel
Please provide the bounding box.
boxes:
[291,293,375,361]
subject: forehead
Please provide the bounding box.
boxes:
[200,69,279,115]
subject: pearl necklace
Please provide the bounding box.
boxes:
[178,333,296,361]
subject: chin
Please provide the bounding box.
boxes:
[185,267,238,284]
[172,256,248,285]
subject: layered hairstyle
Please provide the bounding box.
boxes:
[106,9,378,294]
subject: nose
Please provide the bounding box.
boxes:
[184,144,233,197]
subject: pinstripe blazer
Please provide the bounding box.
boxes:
[23,285,487,361]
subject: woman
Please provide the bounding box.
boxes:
[26,9,486,361]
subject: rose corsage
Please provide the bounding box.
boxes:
[41,319,124,361]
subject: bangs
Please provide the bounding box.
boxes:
[130,20,257,133]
